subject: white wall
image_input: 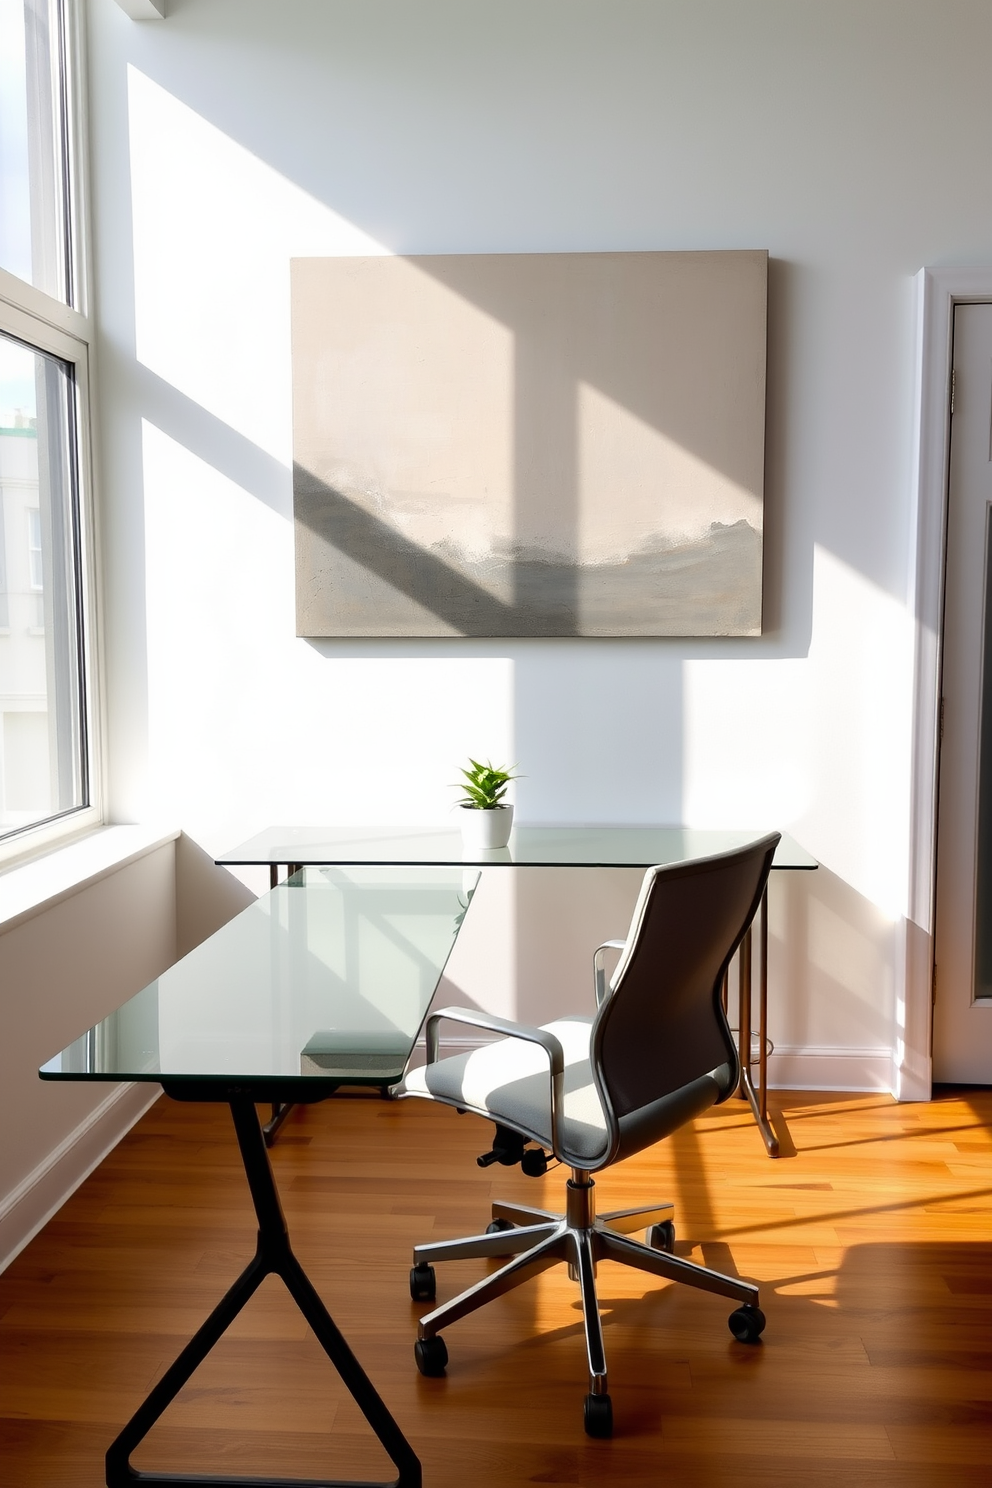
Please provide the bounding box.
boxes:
[0,841,175,1269]
[0,830,255,1270]
[84,0,992,1092]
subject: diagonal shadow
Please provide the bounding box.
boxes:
[129,358,293,518]
[718,1184,992,1243]
[293,464,580,637]
[411,251,767,496]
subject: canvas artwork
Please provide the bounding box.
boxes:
[291,250,767,638]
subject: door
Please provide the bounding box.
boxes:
[934,302,992,1081]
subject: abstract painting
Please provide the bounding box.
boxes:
[292,250,767,637]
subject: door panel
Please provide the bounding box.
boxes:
[934,302,992,1081]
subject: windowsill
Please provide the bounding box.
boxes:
[0,823,180,936]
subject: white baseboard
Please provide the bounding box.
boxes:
[411,1037,895,1095]
[0,1081,160,1274]
[765,1045,894,1094]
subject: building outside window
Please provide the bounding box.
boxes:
[0,0,99,854]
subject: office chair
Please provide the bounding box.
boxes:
[398,833,780,1437]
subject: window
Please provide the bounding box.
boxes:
[0,0,75,304]
[0,0,98,858]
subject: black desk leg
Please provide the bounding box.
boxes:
[105,1097,421,1488]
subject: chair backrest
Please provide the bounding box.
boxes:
[591,834,780,1155]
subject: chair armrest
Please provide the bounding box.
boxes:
[425,1006,564,1071]
[424,1006,566,1154]
[593,940,627,1006]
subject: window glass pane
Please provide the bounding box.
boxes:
[0,329,87,834]
[0,0,71,302]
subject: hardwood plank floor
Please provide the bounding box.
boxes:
[2,1088,992,1486]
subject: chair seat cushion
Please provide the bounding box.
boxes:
[401,1016,611,1164]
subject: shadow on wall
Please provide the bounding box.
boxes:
[510,866,647,1025]
[437,859,898,1093]
[175,833,257,959]
[107,62,822,863]
[768,864,897,1090]
[105,66,816,836]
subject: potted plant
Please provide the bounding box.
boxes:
[455,758,519,850]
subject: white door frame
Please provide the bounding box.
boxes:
[905,266,992,1100]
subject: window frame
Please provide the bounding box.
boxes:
[0,0,104,865]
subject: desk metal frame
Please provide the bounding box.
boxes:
[737,892,776,1155]
[39,868,483,1488]
[106,1087,420,1488]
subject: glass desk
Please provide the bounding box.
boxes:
[40,867,477,1488]
[219,824,817,878]
[220,826,818,1157]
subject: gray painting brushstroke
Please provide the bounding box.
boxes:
[295,469,760,638]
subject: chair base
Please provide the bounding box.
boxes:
[412,1172,761,1435]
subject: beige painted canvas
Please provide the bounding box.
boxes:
[292,250,767,637]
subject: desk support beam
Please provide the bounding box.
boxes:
[263,1100,294,1144]
[264,864,303,1141]
[105,1097,421,1488]
[736,890,780,1157]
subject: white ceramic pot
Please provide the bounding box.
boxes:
[459,804,514,851]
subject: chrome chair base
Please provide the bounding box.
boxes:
[412,1171,761,1431]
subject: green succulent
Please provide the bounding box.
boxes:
[455,757,520,811]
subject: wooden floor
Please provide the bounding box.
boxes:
[2,1088,992,1486]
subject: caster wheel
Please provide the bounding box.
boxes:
[728,1304,766,1343]
[409,1263,436,1302]
[649,1220,676,1253]
[414,1334,448,1377]
[486,1218,514,1235]
[583,1391,613,1438]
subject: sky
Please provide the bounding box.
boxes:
[0,334,37,429]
